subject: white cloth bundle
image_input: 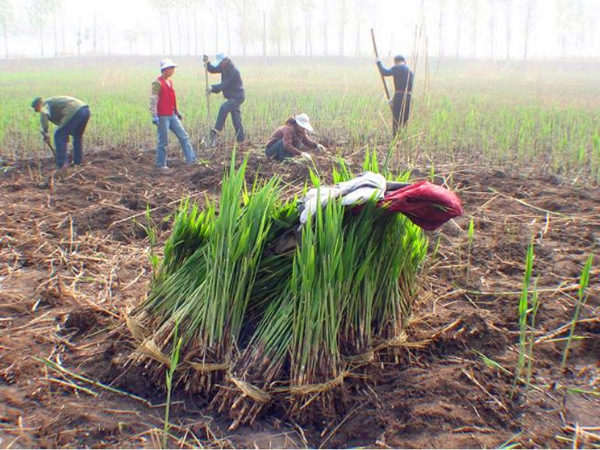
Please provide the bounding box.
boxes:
[299,171,387,224]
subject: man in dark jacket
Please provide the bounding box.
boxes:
[31,96,91,169]
[265,113,325,162]
[203,53,245,146]
[376,54,414,136]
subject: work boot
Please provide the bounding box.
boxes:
[209,129,219,148]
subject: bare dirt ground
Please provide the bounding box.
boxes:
[1,146,598,448]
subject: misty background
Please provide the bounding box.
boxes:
[0,0,598,62]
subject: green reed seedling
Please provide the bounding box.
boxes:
[512,238,535,398]
[561,252,594,370]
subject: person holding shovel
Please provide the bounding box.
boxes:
[31,96,90,169]
[264,113,326,162]
[149,58,197,171]
[203,53,245,147]
[376,54,414,136]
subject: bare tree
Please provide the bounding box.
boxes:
[107,24,111,55]
[269,1,285,56]
[234,0,256,56]
[214,0,219,52]
[300,0,315,56]
[51,3,59,56]
[488,0,497,60]
[522,0,537,61]
[454,0,464,58]
[262,10,266,61]
[556,0,572,59]
[322,0,327,55]
[352,0,365,56]
[92,12,98,54]
[466,0,479,59]
[189,0,204,55]
[175,5,183,54]
[435,0,447,59]
[212,0,232,54]
[0,0,13,58]
[28,0,56,57]
[337,0,349,56]
[75,27,91,56]
[503,0,511,59]
[225,2,231,54]
[571,0,589,58]
[178,0,192,55]
[123,28,140,55]
[150,0,174,54]
[284,0,297,56]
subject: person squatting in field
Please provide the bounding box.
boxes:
[376,54,414,136]
[203,53,246,146]
[31,96,91,169]
[264,113,326,162]
[149,58,197,171]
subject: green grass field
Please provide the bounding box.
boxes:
[1,56,598,178]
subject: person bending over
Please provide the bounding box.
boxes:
[31,96,90,169]
[265,113,325,162]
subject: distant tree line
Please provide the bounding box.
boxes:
[0,0,597,60]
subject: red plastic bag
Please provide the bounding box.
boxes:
[378,181,463,230]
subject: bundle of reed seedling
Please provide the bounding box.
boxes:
[129,153,427,427]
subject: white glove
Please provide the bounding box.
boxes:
[316,144,326,152]
[300,152,313,161]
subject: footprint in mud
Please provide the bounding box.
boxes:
[120,194,146,211]
[436,313,509,355]
[61,307,102,337]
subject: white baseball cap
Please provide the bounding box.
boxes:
[160,58,178,71]
[215,53,227,64]
[294,113,314,132]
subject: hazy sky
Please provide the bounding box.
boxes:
[3,0,599,60]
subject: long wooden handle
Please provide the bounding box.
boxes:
[204,65,211,118]
[371,28,391,100]
[45,140,56,156]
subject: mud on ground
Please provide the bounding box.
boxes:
[0,147,598,448]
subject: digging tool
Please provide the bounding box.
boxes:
[46,141,56,157]
[205,61,211,126]
[202,57,215,149]
[42,133,56,157]
[371,28,391,101]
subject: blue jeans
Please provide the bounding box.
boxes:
[54,106,90,168]
[214,98,245,142]
[265,138,290,161]
[156,115,197,167]
[392,93,411,136]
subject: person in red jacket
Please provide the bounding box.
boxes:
[264,113,326,162]
[149,58,197,170]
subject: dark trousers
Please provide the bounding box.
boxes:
[214,97,245,142]
[392,93,411,136]
[265,139,289,161]
[54,106,91,167]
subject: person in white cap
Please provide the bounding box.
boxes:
[264,113,326,162]
[149,58,197,170]
[202,53,245,146]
